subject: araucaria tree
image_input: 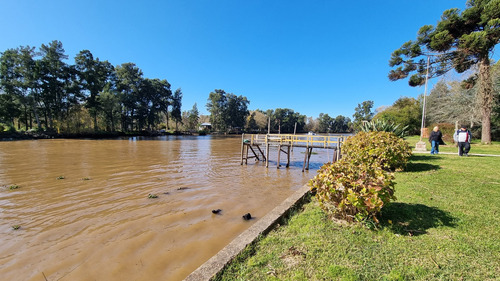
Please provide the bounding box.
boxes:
[389,0,500,144]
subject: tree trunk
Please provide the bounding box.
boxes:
[111,111,115,132]
[94,111,98,132]
[31,95,41,129]
[44,111,48,130]
[166,110,170,130]
[24,105,28,129]
[478,58,492,144]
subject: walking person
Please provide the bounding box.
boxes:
[429,126,445,154]
[453,125,472,156]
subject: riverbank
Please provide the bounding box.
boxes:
[0,130,200,140]
[214,150,500,280]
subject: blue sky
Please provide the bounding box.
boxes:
[1,0,495,118]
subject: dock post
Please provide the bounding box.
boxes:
[286,145,291,168]
[265,134,269,168]
[302,145,309,172]
[306,147,313,170]
[277,144,281,169]
[337,137,342,161]
[245,143,250,164]
[240,133,245,165]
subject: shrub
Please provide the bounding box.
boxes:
[360,119,408,137]
[158,123,167,130]
[342,131,412,172]
[309,160,396,223]
[309,131,410,224]
[429,123,455,143]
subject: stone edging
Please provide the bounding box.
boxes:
[184,184,311,281]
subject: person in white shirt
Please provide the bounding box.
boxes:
[453,125,472,156]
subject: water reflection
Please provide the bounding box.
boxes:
[0,136,330,281]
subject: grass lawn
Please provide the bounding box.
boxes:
[215,139,500,280]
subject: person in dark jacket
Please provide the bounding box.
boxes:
[453,125,472,156]
[429,126,445,155]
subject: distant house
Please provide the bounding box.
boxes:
[199,123,212,131]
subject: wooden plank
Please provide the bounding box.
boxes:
[243,133,347,172]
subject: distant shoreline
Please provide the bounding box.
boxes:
[0,130,199,141]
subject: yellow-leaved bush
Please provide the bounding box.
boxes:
[342,131,412,172]
[309,131,411,224]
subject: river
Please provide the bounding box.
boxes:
[0,135,331,281]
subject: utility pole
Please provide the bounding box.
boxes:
[415,56,430,151]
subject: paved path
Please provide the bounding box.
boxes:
[413,150,500,157]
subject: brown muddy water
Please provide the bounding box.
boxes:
[0,135,332,281]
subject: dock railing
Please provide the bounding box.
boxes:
[242,133,350,171]
[247,133,346,149]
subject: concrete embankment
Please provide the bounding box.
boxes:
[184,184,311,281]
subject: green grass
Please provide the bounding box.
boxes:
[216,144,500,280]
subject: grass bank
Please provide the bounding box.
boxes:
[215,142,500,280]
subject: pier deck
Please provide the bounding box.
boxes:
[240,134,348,171]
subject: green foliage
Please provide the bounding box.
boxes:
[309,132,410,224]
[245,112,258,132]
[373,96,421,135]
[171,88,183,130]
[360,119,409,137]
[309,159,396,223]
[9,184,20,190]
[56,176,65,180]
[342,131,412,172]
[352,100,374,131]
[11,225,21,230]
[75,49,115,131]
[267,108,306,133]
[388,0,500,143]
[0,93,21,126]
[186,103,199,131]
[317,113,351,133]
[148,193,158,199]
[206,89,249,132]
[0,41,182,133]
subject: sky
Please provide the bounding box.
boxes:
[1,0,497,119]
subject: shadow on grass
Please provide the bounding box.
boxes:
[410,155,437,161]
[379,202,458,236]
[405,162,441,173]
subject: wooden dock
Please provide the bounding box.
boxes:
[240,134,348,172]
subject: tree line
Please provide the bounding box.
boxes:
[0,40,182,133]
[204,90,353,134]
